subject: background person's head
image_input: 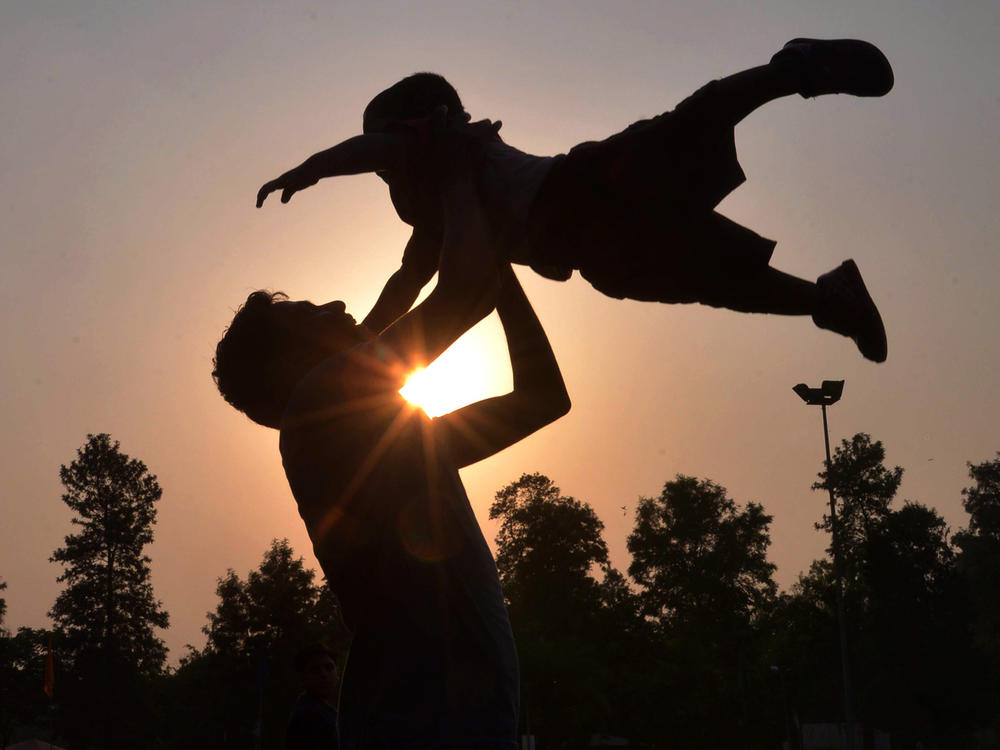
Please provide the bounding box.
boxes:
[293,643,340,703]
[213,291,368,428]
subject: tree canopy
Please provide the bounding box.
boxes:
[48,433,169,749]
[4,433,1000,748]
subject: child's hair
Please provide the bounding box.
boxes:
[363,72,465,132]
[213,290,299,429]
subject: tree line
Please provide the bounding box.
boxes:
[1,433,998,749]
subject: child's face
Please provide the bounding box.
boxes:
[365,107,443,228]
[380,167,441,230]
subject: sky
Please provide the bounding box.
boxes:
[2,0,998,664]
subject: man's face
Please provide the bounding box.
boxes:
[273,300,372,357]
[301,654,339,701]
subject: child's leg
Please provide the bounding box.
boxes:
[701,261,887,363]
[698,39,894,128]
[701,64,802,129]
[712,266,817,315]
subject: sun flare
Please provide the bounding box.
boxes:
[399,326,510,417]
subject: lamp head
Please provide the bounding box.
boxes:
[793,380,844,406]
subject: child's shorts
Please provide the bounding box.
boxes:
[524,80,776,305]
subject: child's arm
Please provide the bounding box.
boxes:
[366,169,501,379]
[361,228,441,334]
[256,132,405,207]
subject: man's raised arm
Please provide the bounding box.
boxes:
[433,268,570,468]
[367,167,501,381]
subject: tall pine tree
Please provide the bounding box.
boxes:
[49,433,168,749]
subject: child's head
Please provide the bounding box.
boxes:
[362,72,466,133]
[363,73,467,228]
[213,291,368,428]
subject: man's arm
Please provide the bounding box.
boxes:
[433,268,570,468]
[256,132,405,207]
[360,228,441,334]
[369,170,500,379]
[298,136,499,404]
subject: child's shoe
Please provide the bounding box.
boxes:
[772,38,894,98]
[813,259,887,362]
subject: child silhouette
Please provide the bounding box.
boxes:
[258,38,893,362]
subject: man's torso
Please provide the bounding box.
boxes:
[279,353,518,750]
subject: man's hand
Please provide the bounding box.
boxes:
[256,168,318,208]
[432,267,570,468]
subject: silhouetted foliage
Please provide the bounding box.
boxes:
[0,626,55,748]
[0,578,6,632]
[8,436,996,748]
[960,452,1000,540]
[954,454,1000,742]
[48,433,168,749]
[858,501,977,746]
[162,538,348,750]
[771,434,993,747]
[763,560,842,726]
[490,473,643,746]
[628,475,778,746]
[813,433,903,588]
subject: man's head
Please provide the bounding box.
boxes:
[294,643,339,702]
[212,291,369,428]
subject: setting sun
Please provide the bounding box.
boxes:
[399,323,511,417]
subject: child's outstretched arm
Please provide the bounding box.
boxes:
[256,132,405,207]
[361,228,440,334]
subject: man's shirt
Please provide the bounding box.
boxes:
[280,347,519,750]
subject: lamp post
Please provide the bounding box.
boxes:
[792,380,855,750]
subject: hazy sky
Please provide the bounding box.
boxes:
[2,0,997,663]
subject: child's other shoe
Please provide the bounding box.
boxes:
[813,259,888,363]
[772,38,894,98]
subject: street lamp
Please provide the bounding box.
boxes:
[793,380,856,750]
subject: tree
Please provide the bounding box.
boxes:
[491,473,611,612]
[0,626,54,749]
[489,474,639,745]
[628,475,776,627]
[812,433,903,587]
[954,454,1000,741]
[627,475,778,746]
[763,561,843,726]
[791,435,987,745]
[858,502,973,745]
[0,579,6,635]
[201,538,347,660]
[165,539,348,750]
[48,433,169,749]
[960,452,1000,540]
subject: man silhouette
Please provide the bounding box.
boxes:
[214,164,569,750]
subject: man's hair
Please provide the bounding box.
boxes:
[212,290,297,429]
[363,72,465,132]
[294,643,338,675]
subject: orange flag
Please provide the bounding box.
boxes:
[43,637,54,699]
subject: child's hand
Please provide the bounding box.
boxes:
[464,118,502,141]
[426,117,501,192]
[255,168,318,208]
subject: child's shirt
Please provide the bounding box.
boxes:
[388,118,558,269]
[477,139,558,264]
